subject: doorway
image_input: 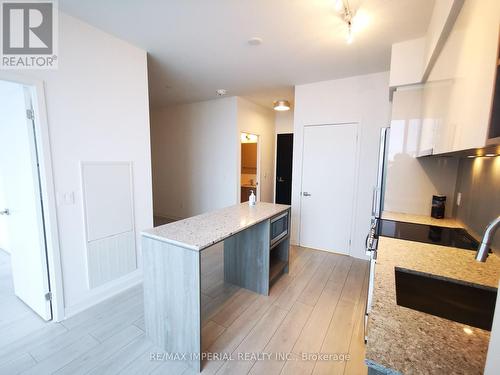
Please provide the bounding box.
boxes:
[299,123,358,254]
[275,133,293,205]
[0,80,53,322]
[240,132,259,203]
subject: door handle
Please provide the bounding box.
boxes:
[277,177,285,183]
[0,208,10,215]
[302,192,312,197]
[371,187,378,216]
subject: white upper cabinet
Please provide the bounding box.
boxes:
[389,0,464,90]
[389,0,500,155]
[425,0,500,154]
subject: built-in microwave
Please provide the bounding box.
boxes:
[270,211,289,246]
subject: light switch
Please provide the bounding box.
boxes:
[456,192,462,206]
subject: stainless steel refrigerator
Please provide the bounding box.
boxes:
[364,126,389,343]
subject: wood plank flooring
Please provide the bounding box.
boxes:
[0,245,368,375]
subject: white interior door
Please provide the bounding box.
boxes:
[299,124,358,254]
[0,80,52,320]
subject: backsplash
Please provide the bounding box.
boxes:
[453,156,500,253]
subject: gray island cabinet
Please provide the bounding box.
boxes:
[141,202,291,372]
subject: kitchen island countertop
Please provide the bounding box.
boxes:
[142,202,290,251]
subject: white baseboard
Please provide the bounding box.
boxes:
[63,269,143,319]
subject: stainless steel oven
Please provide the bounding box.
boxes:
[270,211,289,246]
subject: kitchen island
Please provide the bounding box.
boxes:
[141,202,291,372]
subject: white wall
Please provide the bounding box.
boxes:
[3,13,153,316]
[151,97,239,219]
[275,110,294,134]
[291,72,391,259]
[237,98,275,203]
[0,171,8,252]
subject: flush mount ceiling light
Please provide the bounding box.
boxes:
[273,100,291,111]
[216,89,227,96]
[334,0,369,44]
[248,37,263,46]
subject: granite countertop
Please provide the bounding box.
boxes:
[382,211,462,228]
[141,202,290,251]
[366,236,500,375]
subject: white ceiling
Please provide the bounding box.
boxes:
[59,0,435,109]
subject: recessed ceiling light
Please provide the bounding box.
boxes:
[485,153,496,157]
[247,37,263,46]
[216,89,227,96]
[273,100,291,111]
[467,155,476,158]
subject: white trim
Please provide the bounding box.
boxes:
[64,270,142,318]
[0,71,65,322]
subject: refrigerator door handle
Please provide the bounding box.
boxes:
[371,186,378,216]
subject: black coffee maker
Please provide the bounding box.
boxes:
[431,195,446,219]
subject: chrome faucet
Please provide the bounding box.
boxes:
[475,216,500,262]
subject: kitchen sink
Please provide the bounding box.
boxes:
[395,267,497,331]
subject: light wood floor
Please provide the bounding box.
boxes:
[0,245,369,375]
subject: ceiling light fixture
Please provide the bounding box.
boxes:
[216,89,227,96]
[485,154,496,157]
[248,37,263,46]
[335,0,362,44]
[273,100,291,111]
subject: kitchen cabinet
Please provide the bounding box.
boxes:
[421,0,500,154]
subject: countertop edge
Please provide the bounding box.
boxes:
[365,359,403,375]
[141,204,290,252]
[140,232,201,251]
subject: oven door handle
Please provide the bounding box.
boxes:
[271,211,288,224]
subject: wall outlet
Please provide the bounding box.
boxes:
[456,192,462,207]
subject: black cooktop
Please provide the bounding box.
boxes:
[377,219,480,251]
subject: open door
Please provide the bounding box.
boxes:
[0,80,52,320]
[240,132,260,203]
